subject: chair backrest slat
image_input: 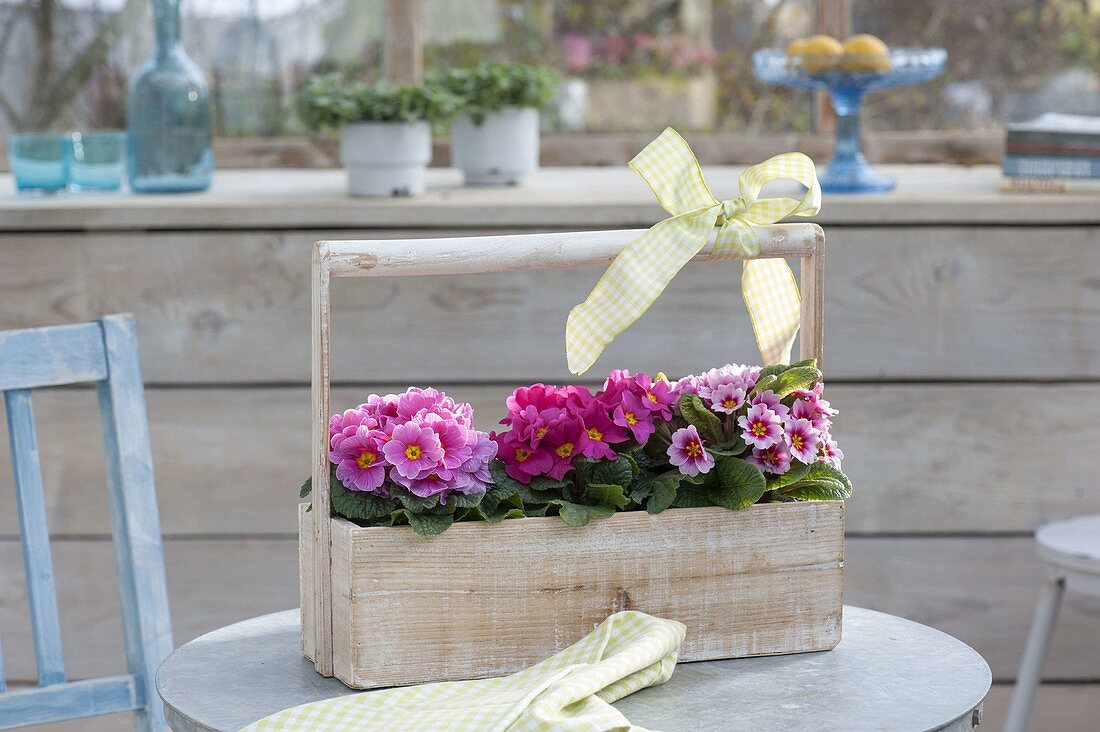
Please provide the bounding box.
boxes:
[95,317,173,731]
[0,324,108,391]
[3,390,66,687]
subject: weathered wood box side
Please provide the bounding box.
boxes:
[300,500,844,689]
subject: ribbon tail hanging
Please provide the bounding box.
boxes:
[566,210,717,375]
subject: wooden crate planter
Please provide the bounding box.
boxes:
[303,224,842,689]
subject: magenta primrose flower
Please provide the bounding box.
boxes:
[613,391,656,443]
[667,425,715,477]
[738,403,784,449]
[577,400,628,460]
[784,418,821,463]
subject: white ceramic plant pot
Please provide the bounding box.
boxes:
[451,106,540,186]
[339,121,431,197]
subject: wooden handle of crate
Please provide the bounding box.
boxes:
[307,224,825,676]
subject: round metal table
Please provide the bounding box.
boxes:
[157,606,990,732]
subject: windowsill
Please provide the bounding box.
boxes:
[0,164,1093,232]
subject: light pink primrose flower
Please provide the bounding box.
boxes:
[710,383,746,414]
[382,422,445,479]
[737,403,784,449]
[818,431,844,468]
[785,418,821,463]
[748,442,792,474]
[330,427,386,492]
[667,425,715,477]
[750,389,790,418]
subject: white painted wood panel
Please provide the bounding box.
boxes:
[1,384,1096,536]
[0,227,1098,382]
[0,537,1097,682]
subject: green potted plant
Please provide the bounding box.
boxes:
[432,63,558,186]
[297,74,456,197]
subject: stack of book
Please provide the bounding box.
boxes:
[1001,113,1100,192]
[1003,111,1100,191]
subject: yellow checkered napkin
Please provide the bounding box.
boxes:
[241,611,686,732]
[566,128,820,375]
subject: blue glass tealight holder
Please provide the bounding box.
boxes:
[8,133,70,194]
[70,131,126,192]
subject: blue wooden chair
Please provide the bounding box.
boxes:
[0,315,172,730]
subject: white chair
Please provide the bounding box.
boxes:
[1003,515,1100,732]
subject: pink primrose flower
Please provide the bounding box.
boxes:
[382,421,445,479]
[330,426,386,492]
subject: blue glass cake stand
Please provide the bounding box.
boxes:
[753,47,946,193]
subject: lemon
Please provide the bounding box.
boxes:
[841,34,892,72]
[801,35,844,74]
[785,38,810,57]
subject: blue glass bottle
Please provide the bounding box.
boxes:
[127,0,213,192]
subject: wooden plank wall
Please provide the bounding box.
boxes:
[1,223,1099,729]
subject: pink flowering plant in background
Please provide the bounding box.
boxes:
[302,361,850,533]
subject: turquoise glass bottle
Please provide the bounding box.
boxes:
[127,0,213,192]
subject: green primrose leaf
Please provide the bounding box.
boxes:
[765,461,811,491]
[446,491,486,509]
[770,366,823,398]
[395,509,454,536]
[706,457,768,511]
[300,476,312,498]
[331,480,399,521]
[589,455,634,491]
[781,463,852,501]
[394,490,441,512]
[671,483,711,508]
[645,471,681,514]
[679,394,724,443]
[585,483,630,510]
[750,374,778,395]
[548,500,615,527]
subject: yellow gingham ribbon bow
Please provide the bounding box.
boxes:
[566,128,820,375]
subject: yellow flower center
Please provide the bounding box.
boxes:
[515,448,531,462]
[536,426,548,439]
[646,392,659,403]
[405,444,422,461]
[751,422,767,437]
[723,399,737,408]
[356,449,377,469]
[555,442,574,458]
[625,412,637,425]
[791,434,804,450]
[685,441,702,458]
[587,427,603,441]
